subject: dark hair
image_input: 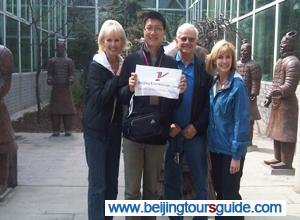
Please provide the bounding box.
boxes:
[143,11,166,30]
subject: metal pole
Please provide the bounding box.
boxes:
[95,0,99,35]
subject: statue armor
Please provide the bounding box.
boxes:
[47,39,75,136]
[237,39,262,147]
[0,45,18,195]
[264,31,300,170]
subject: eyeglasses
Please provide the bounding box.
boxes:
[178,36,196,43]
[144,26,164,33]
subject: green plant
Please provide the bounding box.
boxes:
[72,71,86,106]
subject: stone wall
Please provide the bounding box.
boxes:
[4,71,51,114]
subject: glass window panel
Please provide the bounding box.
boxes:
[0,0,3,11]
[231,0,237,18]
[42,31,48,69]
[256,0,273,9]
[225,22,237,46]
[208,0,215,18]
[254,6,275,81]
[42,0,48,30]
[21,0,30,20]
[6,0,17,15]
[159,0,185,9]
[6,17,19,72]
[21,22,31,72]
[159,10,186,42]
[62,5,66,36]
[237,16,252,59]
[278,0,300,59]
[225,0,230,18]
[49,1,55,31]
[49,36,55,58]
[240,0,253,16]
[71,0,95,6]
[141,0,156,8]
[202,0,208,19]
[0,15,3,45]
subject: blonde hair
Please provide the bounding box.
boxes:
[97,20,128,52]
[205,40,236,75]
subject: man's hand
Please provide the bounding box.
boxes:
[181,124,197,139]
[179,74,187,94]
[47,77,53,85]
[169,123,182,138]
[230,159,240,174]
[129,72,137,92]
[263,97,271,108]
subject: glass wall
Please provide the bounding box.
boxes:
[188,0,299,81]
[0,14,3,44]
[240,0,253,16]
[237,16,252,58]
[6,17,19,71]
[21,22,31,72]
[278,0,300,58]
[1,0,68,73]
[254,6,275,81]
[256,0,273,8]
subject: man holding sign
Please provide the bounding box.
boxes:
[119,11,186,220]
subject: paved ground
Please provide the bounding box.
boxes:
[0,132,299,220]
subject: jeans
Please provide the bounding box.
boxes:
[164,134,208,220]
[84,123,122,220]
[210,152,245,220]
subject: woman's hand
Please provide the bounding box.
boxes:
[230,159,241,174]
[129,72,137,92]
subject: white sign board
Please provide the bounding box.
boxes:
[135,65,182,99]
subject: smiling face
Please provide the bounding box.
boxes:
[176,27,197,58]
[215,51,233,77]
[103,31,123,58]
[143,18,165,50]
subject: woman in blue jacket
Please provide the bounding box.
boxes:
[206,40,249,220]
[82,20,128,220]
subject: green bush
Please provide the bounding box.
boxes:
[72,71,86,106]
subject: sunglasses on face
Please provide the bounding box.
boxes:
[178,36,196,43]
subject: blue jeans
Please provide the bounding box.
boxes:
[164,134,208,220]
[84,123,122,220]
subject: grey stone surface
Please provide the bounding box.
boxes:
[0,132,299,220]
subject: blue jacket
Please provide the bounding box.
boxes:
[208,71,250,160]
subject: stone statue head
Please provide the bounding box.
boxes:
[56,38,66,57]
[280,31,297,55]
[240,39,251,63]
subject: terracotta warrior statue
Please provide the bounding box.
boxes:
[47,38,75,136]
[264,31,300,169]
[0,45,18,195]
[237,39,262,147]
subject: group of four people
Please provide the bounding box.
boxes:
[82,11,249,220]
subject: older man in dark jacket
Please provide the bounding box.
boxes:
[164,23,213,220]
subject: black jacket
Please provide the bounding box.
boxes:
[82,60,122,138]
[188,54,213,135]
[119,46,181,145]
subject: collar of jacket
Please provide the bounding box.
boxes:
[280,51,295,59]
[92,51,123,73]
[142,43,165,65]
[213,70,242,91]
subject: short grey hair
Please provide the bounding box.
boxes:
[176,23,199,39]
